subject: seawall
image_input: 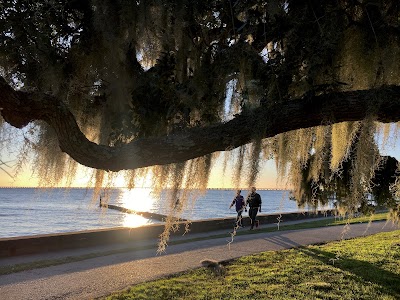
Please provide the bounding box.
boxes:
[0,210,333,257]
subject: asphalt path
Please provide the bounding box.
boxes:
[0,220,398,300]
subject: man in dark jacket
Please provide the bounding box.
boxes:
[246,186,262,230]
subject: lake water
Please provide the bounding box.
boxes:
[0,188,333,238]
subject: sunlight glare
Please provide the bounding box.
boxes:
[122,213,150,228]
[118,188,159,228]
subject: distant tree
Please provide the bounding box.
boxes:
[0,1,399,229]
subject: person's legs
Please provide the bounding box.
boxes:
[252,208,259,229]
[236,210,243,227]
[249,208,257,229]
[254,210,259,227]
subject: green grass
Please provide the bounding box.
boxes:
[0,213,390,275]
[104,230,400,300]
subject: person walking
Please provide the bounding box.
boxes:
[229,190,246,227]
[246,187,262,230]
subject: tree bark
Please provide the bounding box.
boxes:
[1,77,400,171]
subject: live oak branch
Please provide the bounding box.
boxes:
[1,76,400,172]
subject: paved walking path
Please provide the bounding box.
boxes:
[0,219,398,300]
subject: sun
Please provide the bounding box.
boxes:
[117,188,159,228]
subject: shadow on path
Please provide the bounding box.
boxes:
[263,234,301,249]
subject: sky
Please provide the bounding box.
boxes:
[0,151,281,189]
[0,123,281,189]
[1,124,399,189]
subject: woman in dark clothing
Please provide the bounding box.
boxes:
[229,190,246,227]
[246,187,262,230]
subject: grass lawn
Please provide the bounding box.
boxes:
[104,229,400,300]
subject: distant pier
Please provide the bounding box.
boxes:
[100,203,187,222]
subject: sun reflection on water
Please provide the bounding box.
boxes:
[122,214,150,228]
[117,188,159,228]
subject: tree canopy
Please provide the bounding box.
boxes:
[0,0,400,223]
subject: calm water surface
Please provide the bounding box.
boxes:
[0,188,333,238]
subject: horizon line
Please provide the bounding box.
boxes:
[0,186,291,191]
